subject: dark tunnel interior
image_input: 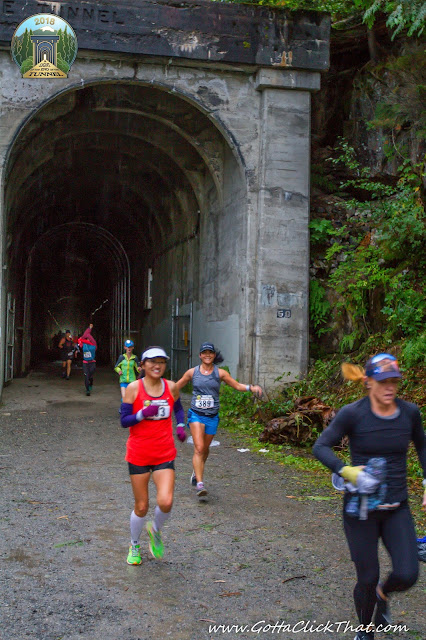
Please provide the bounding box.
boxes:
[29,229,115,365]
[4,81,224,376]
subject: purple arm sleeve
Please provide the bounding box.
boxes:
[120,403,139,428]
[174,397,185,425]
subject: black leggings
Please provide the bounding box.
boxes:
[83,362,96,391]
[343,501,419,626]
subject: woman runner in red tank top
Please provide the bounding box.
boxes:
[120,346,182,565]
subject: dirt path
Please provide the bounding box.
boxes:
[1,366,424,640]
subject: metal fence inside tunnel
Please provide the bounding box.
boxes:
[0,0,330,392]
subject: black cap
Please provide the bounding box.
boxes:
[200,342,215,353]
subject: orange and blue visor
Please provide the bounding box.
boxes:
[365,353,401,381]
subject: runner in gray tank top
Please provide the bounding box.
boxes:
[190,365,221,416]
[176,342,262,498]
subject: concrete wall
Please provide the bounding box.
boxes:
[0,48,322,393]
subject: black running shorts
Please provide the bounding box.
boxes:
[128,460,175,475]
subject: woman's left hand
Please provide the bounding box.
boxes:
[422,488,426,510]
[251,384,263,398]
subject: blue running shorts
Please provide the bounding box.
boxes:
[187,408,219,435]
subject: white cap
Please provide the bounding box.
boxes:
[141,347,169,361]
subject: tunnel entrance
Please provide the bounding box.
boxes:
[23,223,130,369]
[1,2,330,392]
[4,81,245,379]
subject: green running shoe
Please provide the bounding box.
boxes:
[147,521,164,559]
[126,544,142,565]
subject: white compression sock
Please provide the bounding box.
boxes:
[153,505,171,532]
[130,510,146,545]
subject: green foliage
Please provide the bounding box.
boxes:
[215,0,425,39]
[21,28,32,62]
[358,0,426,38]
[309,218,335,244]
[20,57,34,75]
[220,380,258,419]
[216,0,352,15]
[401,333,426,367]
[56,54,70,74]
[309,279,331,331]
[365,50,426,160]
[311,164,337,193]
[12,30,33,67]
[56,28,77,66]
[325,241,344,261]
[326,141,426,348]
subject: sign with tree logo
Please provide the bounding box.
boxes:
[11,14,77,78]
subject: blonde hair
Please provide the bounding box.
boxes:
[341,362,365,383]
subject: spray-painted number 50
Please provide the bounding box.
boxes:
[35,17,55,25]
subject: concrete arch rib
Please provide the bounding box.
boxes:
[22,223,130,373]
[6,121,210,226]
[4,79,246,205]
[94,106,225,200]
[7,131,200,247]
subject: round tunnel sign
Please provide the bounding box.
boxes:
[11,14,78,78]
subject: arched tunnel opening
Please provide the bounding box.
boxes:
[24,222,130,368]
[4,81,247,379]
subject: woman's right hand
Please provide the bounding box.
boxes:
[135,404,159,421]
[251,384,263,398]
[422,488,426,510]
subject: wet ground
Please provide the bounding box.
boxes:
[1,365,425,640]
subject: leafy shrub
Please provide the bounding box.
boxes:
[309,280,331,332]
[401,333,426,367]
[20,57,34,74]
[56,54,70,74]
[309,218,336,244]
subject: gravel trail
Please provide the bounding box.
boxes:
[1,366,424,640]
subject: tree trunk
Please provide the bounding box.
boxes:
[367,26,380,62]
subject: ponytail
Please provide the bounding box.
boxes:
[341,363,365,383]
[213,350,224,365]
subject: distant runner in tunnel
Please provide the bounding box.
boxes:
[58,330,75,379]
[114,340,141,411]
[78,324,97,396]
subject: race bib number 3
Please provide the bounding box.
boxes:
[195,395,214,409]
[149,399,170,420]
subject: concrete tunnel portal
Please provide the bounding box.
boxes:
[5,81,235,377]
[0,0,331,392]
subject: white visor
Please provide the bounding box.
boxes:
[142,347,169,361]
